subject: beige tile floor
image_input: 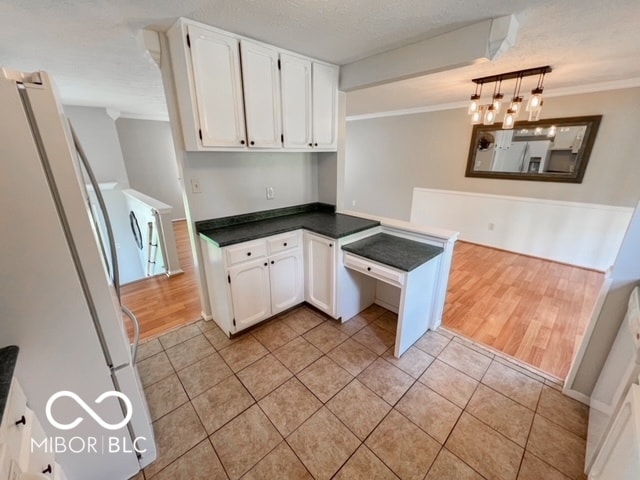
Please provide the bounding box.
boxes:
[132,305,589,480]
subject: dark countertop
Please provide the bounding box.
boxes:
[197,203,380,247]
[342,233,443,271]
[0,345,19,423]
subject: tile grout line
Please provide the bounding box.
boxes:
[142,306,585,480]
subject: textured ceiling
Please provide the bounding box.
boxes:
[1,0,639,118]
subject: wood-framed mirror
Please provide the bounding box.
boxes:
[465,115,602,183]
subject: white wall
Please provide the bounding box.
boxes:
[344,88,640,221]
[567,201,640,398]
[116,117,186,221]
[64,106,130,186]
[64,106,144,283]
[183,151,319,221]
[410,188,633,271]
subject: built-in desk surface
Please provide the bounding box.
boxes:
[341,233,443,271]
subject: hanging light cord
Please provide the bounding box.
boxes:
[537,71,546,91]
[513,74,522,99]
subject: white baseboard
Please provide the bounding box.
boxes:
[373,298,399,314]
[562,387,591,406]
[165,268,185,277]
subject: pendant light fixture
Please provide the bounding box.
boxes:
[508,74,524,119]
[491,79,504,114]
[526,70,546,112]
[471,105,484,125]
[468,82,482,115]
[467,66,551,129]
[502,108,516,129]
[483,104,497,125]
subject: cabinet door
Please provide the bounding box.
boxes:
[228,258,271,331]
[280,53,312,149]
[240,40,283,148]
[269,250,304,315]
[187,24,247,148]
[304,233,336,316]
[312,62,339,150]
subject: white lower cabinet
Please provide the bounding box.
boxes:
[200,231,304,334]
[304,231,337,317]
[227,247,303,329]
[0,377,67,480]
[228,257,272,330]
[269,249,304,315]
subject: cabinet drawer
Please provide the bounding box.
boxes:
[267,231,300,255]
[343,253,405,287]
[225,239,267,266]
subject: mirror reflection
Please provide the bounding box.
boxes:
[466,116,602,183]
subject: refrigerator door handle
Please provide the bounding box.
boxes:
[69,122,121,301]
[121,304,140,364]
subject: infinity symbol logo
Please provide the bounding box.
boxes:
[45,391,133,431]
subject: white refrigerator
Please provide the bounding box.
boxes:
[0,69,156,479]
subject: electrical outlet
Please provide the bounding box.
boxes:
[190,178,201,194]
[266,186,275,200]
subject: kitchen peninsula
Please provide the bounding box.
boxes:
[197,203,458,357]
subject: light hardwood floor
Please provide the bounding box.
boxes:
[125,222,603,379]
[122,220,202,341]
[443,241,604,379]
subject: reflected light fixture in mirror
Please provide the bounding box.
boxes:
[467,66,551,129]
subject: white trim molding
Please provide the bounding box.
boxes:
[410,188,633,271]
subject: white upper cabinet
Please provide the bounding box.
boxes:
[167,18,339,152]
[240,40,283,148]
[280,53,312,149]
[183,24,247,149]
[312,62,339,150]
[280,54,339,150]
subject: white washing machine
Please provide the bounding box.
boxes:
[586,286,640,476]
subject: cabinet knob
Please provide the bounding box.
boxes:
[314,143,318,147]
[329,243,333,248]
[283,242,287,247]
[367,267,372,271]
[15,415,26,426]
[247,252,252,256]
[271,260,274,265]
[250,140,255,146]
[240,139,245,145]
[264,262,268,267]
[308,143,313,147]
[43,464,52,474]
